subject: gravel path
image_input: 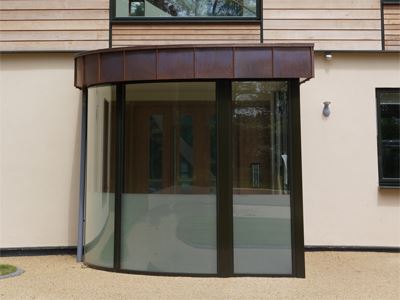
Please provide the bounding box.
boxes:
[0,252,399,299]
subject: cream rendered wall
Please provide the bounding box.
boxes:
[0,52,399,249]
[301,52,400,247]
[0,53,81,248]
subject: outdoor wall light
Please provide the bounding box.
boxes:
[323,101,331,117]
[324,52,333,60]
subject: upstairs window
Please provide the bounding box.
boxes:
[376,88,400,187]
[114,0,259,19]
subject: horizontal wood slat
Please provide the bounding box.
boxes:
[1,40,108,51]
[263,0,382,50]
[0,1,109,51]
[0,31,108,41]
[263,0,380,9]
[264,40,381,51]
[264,30,381,40]
[0,0,109,10]
[264,19,381,30]
[112,24,261,47]
[384,4,400,50]
[263,9,381,20]
[113,41,258,47]
[0,10,109,20]
[0,20,109,31]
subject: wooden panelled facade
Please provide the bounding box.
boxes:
[262,0,382,50]
[111,24,261,47]
[1,0,399,52]
[383,4,400,50]
[0,0,109,51]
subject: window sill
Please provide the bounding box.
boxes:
[379,184,400,189]
[111,18,261,24]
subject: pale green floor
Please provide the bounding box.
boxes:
[1,252,399,299]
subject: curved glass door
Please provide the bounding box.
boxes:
[85,85,116,268]
[121,82,217,274]
[232,81,292,274]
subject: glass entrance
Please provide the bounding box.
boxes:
[121,82,217,274]
[232,81,292,274]
[84,80,303,276]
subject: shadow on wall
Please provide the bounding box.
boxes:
[377,188,400,207]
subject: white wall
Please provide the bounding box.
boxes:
[0,52,399,249]
[301,52,400,247]
[0,53,81,248]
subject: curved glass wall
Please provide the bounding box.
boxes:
[83,80,300,276]
[121,82,217,274]
[85,85,116,268]
[232,81,291,274]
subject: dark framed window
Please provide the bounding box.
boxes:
[376,88,400,187]
[113,0,260,20]
[382,0,400,4]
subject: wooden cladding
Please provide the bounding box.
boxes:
[111,24,261,47]
[1,0,397,52]
[0,0,109,51]
[384,4,400,50]
[74,44,314,88]
[262,0,382,50]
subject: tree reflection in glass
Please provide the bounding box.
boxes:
[125,0,257,17]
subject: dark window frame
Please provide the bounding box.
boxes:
[382,0,400,4]
[376,88,400,188]
[111,0,262,22]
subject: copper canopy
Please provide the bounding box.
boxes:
[74,44,314,89]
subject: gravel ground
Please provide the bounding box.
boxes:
[0,252,399,300]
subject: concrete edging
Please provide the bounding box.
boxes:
[0,268,24,280]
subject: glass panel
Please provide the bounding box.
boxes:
[232,81,292,274]
[178,115,194,191]
[85,85,116,268]
[121,82,217,274]
[379,90,400,180]
[149,114,164,192]
[115,0,257,18]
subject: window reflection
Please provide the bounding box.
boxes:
[116,0,257,18]
[85,86,116,268]
[232,81,292,274]
[121,82,217,274]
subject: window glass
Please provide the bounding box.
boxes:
[121,82,217,274]
[232,81,292,274]
[377,89,400,186]
[115,0,257,18]
[85,85,116,268]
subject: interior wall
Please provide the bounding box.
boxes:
[300,52,400,247]
[0,53,81,248]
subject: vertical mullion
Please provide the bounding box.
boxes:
[114,84,125,271]
[217,80,234,277]
[288,79,305,278]
[77,88,88,262]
